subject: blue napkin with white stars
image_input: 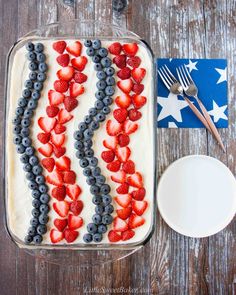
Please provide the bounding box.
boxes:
[157,58,228,128]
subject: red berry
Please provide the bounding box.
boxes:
[64,96,78,112]
[108,42,122,55]
[101,150,115,163]
[54,80,69,93]
[122,160,135,174]
[117,133,130,147]
[63,170,76,184]
[113,108,128,123]
[64,229,78,243]
[46,105,59,118]
[107,160,121,172]
[74,72,87,83]
[127,56,141,68]
[52,185,66,201]
[37,132,50,144]
[122,43,138,56]
[117,67,131,80]
[56,54,70,67]
[113,55,126,69]
[70,200,83,216]
[53,41,67,54]
[128,109,142,121]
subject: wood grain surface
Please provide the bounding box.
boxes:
[0,0,235,294]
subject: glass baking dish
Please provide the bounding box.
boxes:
[4,20,157,254]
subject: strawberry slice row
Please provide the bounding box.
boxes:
[37,40,87,244]
[103,42,148,242]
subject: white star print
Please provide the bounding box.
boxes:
[168,122,178,128]
[158,93,189,122]
[208,100,228,122]
[185,60,198,72]
[215,67,227,84]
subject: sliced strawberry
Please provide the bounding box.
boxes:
[55,156,71,171]
[46,105,59,118]
[68,214,83,230]
[117,79,133,94]
[122,160,135,174]
[46,170,63,186]
[74,72,88,84]
[128,109,142,121]
[132,83,144,94]
[48,90,65,106]
[117,67,131,80]
[51,133,65,147]
[116,146,131,163]
[64,96,78,112]
[113,108,128,123]
[131,188,146,201]
[53,146,66,158]
[116,183,129,194]
[132,95,147,109]
[113,217,129,232]
[66,41,82,57]
[127,172,143,188]
[64,229,78,243]
[107,160,121,172]
[122,43,138,56]
[54,123,66,134]
[38,143,53,157]
[121,229,135,241]
[37,132,50,144]
[113,54,126,69]
[41,157,55,172]
[132,200,148,216]
[108,230,122,242]
[101,150,115,163]
[71,56,87,71]
[54,80,69,93]
[56,53,70,67]
[131,68,146,84]
[69,82,85,98]
[103,136,118,150]
[108,42,122,55]
[58,109,73,124]
[52,185,66,201]
[127,56,141,68]
[66,184,81,200]
[106,120,122,136]
[116,207,132,220]
[117,133,130,147]
[128,214,145,229]
[38,117,57,133]
[57,66,74,81]
[54,219,68,232]
[50,229,64,243]
[115,94,132,109]
[53,41,67,54]
[111,170,126,184]
[53,201,69,217]
[63,170,76,184]
[123,120,138,135]
[114,194,132,208]
[70,200,83,216]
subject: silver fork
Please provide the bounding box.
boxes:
[177,65,226,152]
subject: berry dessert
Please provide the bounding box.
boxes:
[6,38,155,247]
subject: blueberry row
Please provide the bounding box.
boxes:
[12,42,49,245]
[74,39,115,243]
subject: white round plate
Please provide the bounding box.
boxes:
[157,155,236,238]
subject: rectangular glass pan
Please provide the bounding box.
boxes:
[4,20,157,250]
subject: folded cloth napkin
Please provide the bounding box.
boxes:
[157,58,228,128]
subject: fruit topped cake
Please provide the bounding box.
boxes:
[6,38,154,246]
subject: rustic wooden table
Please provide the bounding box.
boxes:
[0,0,235,294]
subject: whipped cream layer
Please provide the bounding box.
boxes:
[6,39,155,247]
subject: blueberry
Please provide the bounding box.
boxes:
[104,204,114,214]
[92,214,102,224]
[30,181,38,191]
[96,175,106,185]
[98,48,108,57]
[40,193,50,204]
[90,185,100,195]
[22,89,31,98]
[21,127,30,137]
[32,90,40,100]
[32,165,43,175]
[37,224,47,235]
[105,86,115,96]
[24,235,33,244]
[88,107,97,117]
[16,144,25,154]
[20,154,29,163]
[89,157,98,167]
[94,63,103,71]
[98,224,107,234]
[95,205,104,215]
[74,140,84,150]
[13,125,21,134]
[86,176,96,186]
[102,214,113,225]
[13,134,22,145]
[26,42,34,51]
[103,96,113,106]
[33,234,43,244]
[92,167,101,176]
[101,57,112,68]
[84,139,93,148]
[95,113,105,122]
[92,55,101,63]
[37,72,46,82]
[30,216,39,226]
[84,129,94,140]
[102,194,112,205]
[84,115,92,124]
[29,62,38,71]
[84,149,94,158]
[84,39,92,47]
[37,53,46,62]
[96,80,107,90]
[27,51,36,61]
[39,184,48,193]
[92,39,101,50]
[90,121,99,131]
[40,204,49,214]
[102,106,111,114]
[105,67,115,76]
[26,172,35,181]
[25,146,35,156]
[34,81,43,91]
[23,109,33,118]
[27,99,38,109]
[79,158,89,168]
[112,0,127,12]
[93,233,102,243]
[35,43,44,52]
[15,107,24,116]
[36,175,45,184]
[22,137,32,147]
[18,97,28,107]
[23,163,32,172]
[32,208,40,218]
[97,71,106,80]
[12,116,21,125]
[76,150,85,159]
[29,156,39,166]
[73,130,83,140]
[95,90,106,100]
[106,76,115,86]
[32,190,40,199]
[29,71,37,80]
[28,226,36,236]
[83,167,92,177]
[38,63,48,72]
[86,47,95,56]
[83,233,93,243]
[87,223,98,234]
[21,118,30,127]
[39,213,49,224]
[78,122,87,132]
[25,79,34,89]
[92,195,102,205]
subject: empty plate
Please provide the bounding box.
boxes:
[157,155,236,238]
